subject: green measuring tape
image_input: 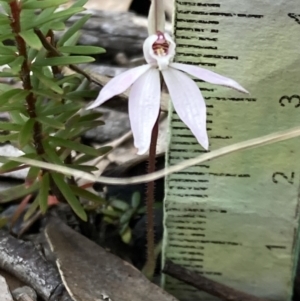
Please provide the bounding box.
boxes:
[163,1,300,300]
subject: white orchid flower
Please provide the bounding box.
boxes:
[87,0,248,155]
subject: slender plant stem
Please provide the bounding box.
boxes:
[143,112,160,278]
[34,28,96,85]
[9,1,66,204]
[9,0,44,155]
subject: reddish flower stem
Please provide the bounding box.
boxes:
[144,111,160,278]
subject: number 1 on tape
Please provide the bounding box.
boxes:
[162,1,300,301]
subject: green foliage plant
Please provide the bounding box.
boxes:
[0,0,110,221]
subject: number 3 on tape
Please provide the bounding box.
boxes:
[163,1,300,301]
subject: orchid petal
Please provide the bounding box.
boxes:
[170,62,249,93]
[143,35,158,66]
[162,68,209,150]
[148,0,165,35]
[86,64,152,110]
[129,68,160,155]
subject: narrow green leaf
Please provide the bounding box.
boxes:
[9,56,25,72]
[26,7,84,30]
[0,122,22,131]
[0,2,10,14]
[0,15,9,25]
[0,89,21,106]
[65,90,97,100]
[60,120,100,141]
[0,55,17,65]
[0,33,14,42]
[0,106,26,113]
[19,30,43,50]
[110,200,130,212]
[49,136,102,157]
[78,112,103,122]
[74,146,112,164]
[0,72,17,78]
[58,46,105,55]
[28,47,39,62]
[48,21,65,31]
[31,68,63,95]
[0,182,39,203]
[120,226,131,244]
[76,120,105,129]
[0,133,19,142]
[0,154,37,174]
[39,173,50,213]
[9,111,27,125]
[10,90,30,104]
[0,46,16,55]
[34,56,95,66]
[36,116,65,130]
[70,0,88,7]
[26,166,40,183]
[34,7,56,23]
[0,160,23,174]
[32,89,63,101]
[70,185,106,204]
[73,154,94,164]
[120,209,135,224]
[38,102,80,117]
[55,73,81,85]
[131,191,141,209]
[42,140,64,165]
[0,19,9,25]
[101,208,121,218]
[0,83,13,93]
[19,119,35,147]
[63,31,81,47]
[22,0,69,9]
[57,14,90,46]
[24,195,39,221]
[51,173,87,221]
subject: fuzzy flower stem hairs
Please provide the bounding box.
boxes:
[87,0,248,278]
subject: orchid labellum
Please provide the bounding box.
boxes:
[87,0,248,155]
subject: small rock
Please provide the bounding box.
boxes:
[0,144,28,180]
[83,108,130,143]
[0,275,14,301]
[12,286,37,301]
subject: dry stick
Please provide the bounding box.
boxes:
[0,230,72,301]
[8,125,300,185]
[163,260,270,301]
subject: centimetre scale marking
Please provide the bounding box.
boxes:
[163,1,300,301]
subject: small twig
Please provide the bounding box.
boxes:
[7,125,300,185]
[163,260,271,301]
[34,28,99,86]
